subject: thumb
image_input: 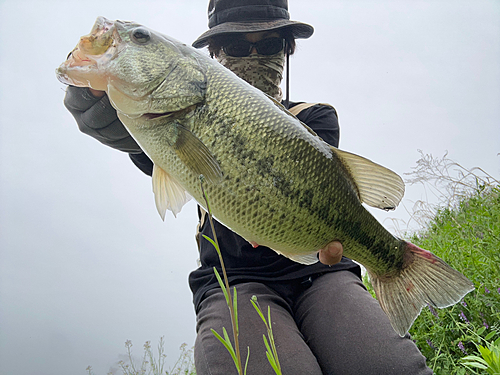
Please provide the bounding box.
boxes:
[318,241,343,266]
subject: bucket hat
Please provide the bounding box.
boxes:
[192,0,314,48]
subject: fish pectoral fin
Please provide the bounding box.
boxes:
[152,164,192,219]
[172,123,223,184]
[331,147,405,210]
[287,252,319,265]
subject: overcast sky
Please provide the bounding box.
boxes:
[0,1,499,374]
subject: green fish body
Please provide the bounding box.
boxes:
[57,17,474,336]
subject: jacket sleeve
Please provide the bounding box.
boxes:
[64,86,144,153]
[129,153,154,176]
[64,85,153,174]
[295,104,340,148]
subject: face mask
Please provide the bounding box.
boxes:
[217,51,285,102]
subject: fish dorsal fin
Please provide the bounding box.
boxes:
[263,92,287,110]
[263,95,327,143]
[265,93,403,209]
[152,164,192,219]
[331,148,405,210]
[287,252,319,265]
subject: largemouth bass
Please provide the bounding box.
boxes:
[56,17,474,336]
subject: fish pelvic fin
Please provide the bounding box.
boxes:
[368,242,474,336]
[152,164,192,219]
[287,252,319,265]
[331,148,405,210]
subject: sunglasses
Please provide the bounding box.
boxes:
[222,37,285,57]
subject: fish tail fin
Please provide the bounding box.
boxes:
[368,242,474,336]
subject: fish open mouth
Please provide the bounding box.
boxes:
[57,17,120,89]
[68,17,118,66]
[65,47,96,68]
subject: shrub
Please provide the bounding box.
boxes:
[408,185,500,374]
[86,338,196,375]
[369,152,500,374]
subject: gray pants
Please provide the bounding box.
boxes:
[194,270,432,374]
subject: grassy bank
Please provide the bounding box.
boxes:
[368,153,500,374]
[90,154,499,375]
[406,184,500,374]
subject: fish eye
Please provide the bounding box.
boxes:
[131,27,151,44]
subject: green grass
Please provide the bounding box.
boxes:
[407,185,500,375]
[366,152,500,374]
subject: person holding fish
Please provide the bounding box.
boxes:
[62,1,438,373]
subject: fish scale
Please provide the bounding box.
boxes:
[57,17,475,336]
[166,61,399,265]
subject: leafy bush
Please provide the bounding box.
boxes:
[461,336,500,374]
[408,185,500,374]
[370,152,500,374]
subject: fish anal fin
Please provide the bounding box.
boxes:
[173,124,223,185]
[288,252,319,265]
[368,242,474,336]
[332,148,405,210]
[152,164,192,219]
